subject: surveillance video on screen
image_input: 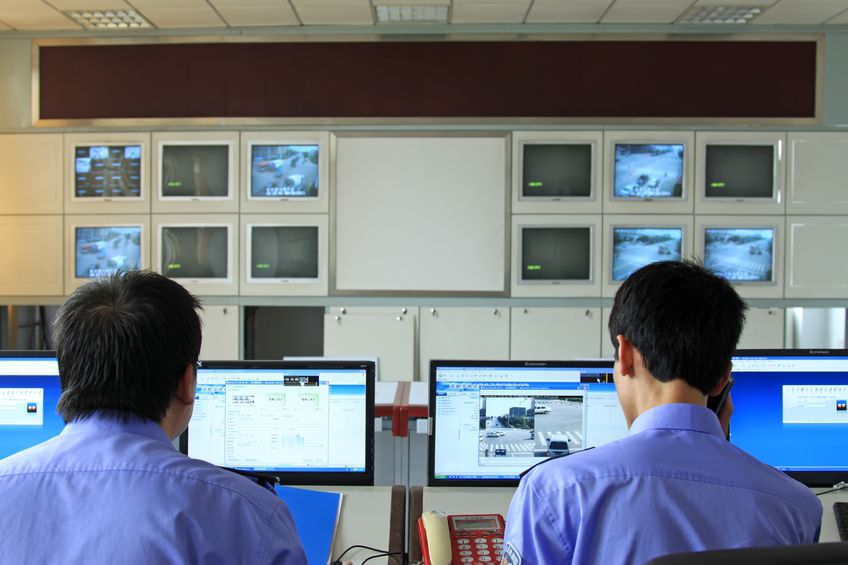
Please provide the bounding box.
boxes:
[75,226,141,278]
[75,145,142,198]
[250,145,319,198]
[161,226,228,279]
[612,227,682,282]
[613,143,684,198]
[161,145,229,198]
[704,227,774,282]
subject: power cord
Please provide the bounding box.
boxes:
[815,481,848,496]
[333,544,404,565]
[361,551,403,564]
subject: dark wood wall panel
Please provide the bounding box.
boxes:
[39,41,817,120]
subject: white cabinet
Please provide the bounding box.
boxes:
[738,308,785,350]
[0,215,63,296]
[200,305,240,360]
[0,134,63,214]
[419,307,509,380]
[786,216,848,299]
[511,307,602,360]
[787,133,848,215]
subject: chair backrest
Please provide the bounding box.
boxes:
[645,543,848,565]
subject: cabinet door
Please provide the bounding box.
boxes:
[419,307,510,380]
[601,307,615,360]
[511,307,602,360]
[200,305,239,360]
[324,311,415,381]
[738,308,785,349]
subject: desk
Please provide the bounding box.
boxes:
[813,487,848,543]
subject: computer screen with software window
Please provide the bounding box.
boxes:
[428,360,625,487]
[182,360,375,486]
[0,351,63,460]
[730,349,848,486]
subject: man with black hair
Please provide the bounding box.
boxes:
[0,271,306,564]
[503,260,821,565]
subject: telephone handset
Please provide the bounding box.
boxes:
[418,511,505,565]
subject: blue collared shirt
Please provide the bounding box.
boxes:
[504,403,822,565]
[0,412,307,564]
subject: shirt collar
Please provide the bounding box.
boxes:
[629,403,725,438]
[61,411,173,445]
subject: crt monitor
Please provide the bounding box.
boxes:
[0,351,63,460]
[704,227,774,283]
[704,145,775,200]
[613,143,684,199]
[74,144,142,198]
[429,360,625,486]
[182,360,375,486]
[161,144,229,198]
[612,227,682,282]
[249,225,319,281]
[521,143,592,199]
[521,226,591,282]
[250,144,319,198]
[75,226,142,279]
[161,226,229,280]
[730,349,848,486]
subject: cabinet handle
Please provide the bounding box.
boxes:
[493,309,499,316]
[523,308,528,314]
[585,309,592,317]
[401,308,408,315]
[396,316,402,321]
[430,308,436,315]
[340,307,346,315]
[334,316,341,322]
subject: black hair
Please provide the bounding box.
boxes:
[54,270,202,423]
[608,260,747,394]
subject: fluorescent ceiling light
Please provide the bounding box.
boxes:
[374,4,450,23]
[65,9,152,30]
[677,5,765,24]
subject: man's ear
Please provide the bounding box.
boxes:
[174,363,196,406]
[708,365,732,396]
[616,335,636,378]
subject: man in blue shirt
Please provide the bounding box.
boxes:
[504,260,822,565]
[0,271,307,564]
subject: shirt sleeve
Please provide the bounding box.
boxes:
[504,473,572,564]
[263,500,308,565]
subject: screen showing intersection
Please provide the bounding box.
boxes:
[188,363,368,475]
[612,227,682,282]
[730,351,848,483]
[613,143,684,198]
[75,226,142,279]
[431,361,626,483]
[0,353,63,460]
[704,227,774,283]
[250,144,319,198]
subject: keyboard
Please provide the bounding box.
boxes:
[833,502,848,542]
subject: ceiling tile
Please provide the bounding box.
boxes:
[693,0,775,5]
[752,0,848,23]
[613,0,691,4]
[217,5,300,26]
[48,0,131,8]
[0,20,11,30]
[138,7,226,27]
[602,4,688,22]
[454,0,531,4]
[211,0,287,5]
[452,3,528,23]
[376,0,449,4]
[291,3,373,24]
[525,3,608,23]
[133,0,211,8]
[825,7,848,22]
[0,8,80,29]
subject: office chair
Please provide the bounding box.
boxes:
[645,542,848,565]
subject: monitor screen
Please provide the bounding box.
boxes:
[161,145,229,198]
[705,145,774,200]
[613,143,684,198]
[75,226,142,279]
[74,144,142,198]
[429,360,625,486]
[704,227,774,283]
[183,360,375,485]
[612,227,682,282]
[249,226,319,280]
[250,145,319,198]
[730,350,848,486]
[521,144,592,199]
[0,352,63,460]
[521,226,591,282]
[161,226,229,280]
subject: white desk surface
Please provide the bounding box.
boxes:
[813,488,848,543]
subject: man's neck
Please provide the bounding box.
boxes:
[632,372,706,418]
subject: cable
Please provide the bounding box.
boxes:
[361,551,403,564]
[333,544,393,565]
[816,481,848,497]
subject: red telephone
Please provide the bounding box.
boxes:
[418,511,505,565]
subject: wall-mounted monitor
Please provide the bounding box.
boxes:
[64,214,150,294]
[241,132,330,213]
[153,215,237,295]
[65,133,150,214]
[240,214,328,296]
[152,132,239,213]
[603,131,694,214]
[511,215,601,297]
[512,131,602,214]
[695,131,785,214]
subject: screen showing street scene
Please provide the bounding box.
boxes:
[75,226,142,278]
[161,226,229,280]
[613,143,684,198]
[705,145,774,199]
[704,227,774,283]
[250,144,319,198]
[250,226,319,280]
[521,227,591,282]
[612,227,682,282]
[478,394,585,465]
[75,145,142,198]
[522,143,592,198]
[161,145,229,198]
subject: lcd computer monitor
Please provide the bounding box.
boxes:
[704,227,774,283]
[160,226,229,281]
[705,145,775,200]
[248,225,319,281]
[730,349,848,486]
[429,360,625,486]
[0,352,63,460]
[181,360,375,486]
[521,226,591,282]
[74,144,142,198]
[250,145,319,199]
[613,143,684,199]
[75,225,142,279]
[521,144,592,199]
[612,227,682,282]
[160,144,230,199]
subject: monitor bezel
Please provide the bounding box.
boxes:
[153,217,237,294]
[731,348,848,487]
[180,359,376,486]
[427,358,616,487]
